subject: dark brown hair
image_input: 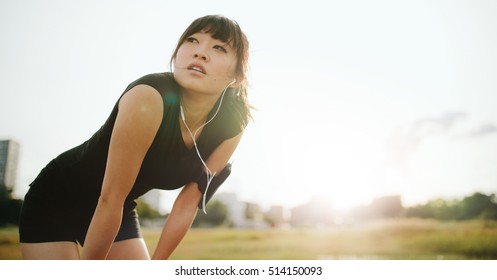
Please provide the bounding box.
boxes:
[171,15,252,127]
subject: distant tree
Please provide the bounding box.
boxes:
[428,198,459,220]
[192,200,228,227]
[371,195,403,218]
[245,203,260,220]
[0,198,23,227]
[0,184,22,227]
[481,205,497,220]
[404,192,497,221]
[404,198,461,220]
[458,192,496,220]
[482,194,497,219]
[404,204,434,219]
[136,199,161,220]
[0,184,10,201]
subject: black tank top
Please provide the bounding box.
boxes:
[29,72,243,210]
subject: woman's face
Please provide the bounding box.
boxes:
[173,31,238,96]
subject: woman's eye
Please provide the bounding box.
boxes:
[186,37,198,43]
[214,45,227,53]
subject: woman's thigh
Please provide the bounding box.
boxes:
[107,238,150,260]
[20,241,80,260]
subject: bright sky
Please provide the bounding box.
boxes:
[1,0,497,211]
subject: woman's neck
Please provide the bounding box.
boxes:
[180,91,220,129]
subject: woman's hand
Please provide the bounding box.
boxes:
[81,85,163,259]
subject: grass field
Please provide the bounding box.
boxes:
[2,218,497,260]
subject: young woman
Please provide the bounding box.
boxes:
[19,15,251,260]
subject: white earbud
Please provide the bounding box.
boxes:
[180,106,186,121]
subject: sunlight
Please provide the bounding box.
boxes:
[234,73,408,212]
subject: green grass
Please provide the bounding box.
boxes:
[0,227,21,260]
[2,219,497,260]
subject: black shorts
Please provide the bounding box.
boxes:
[19,183,142,246]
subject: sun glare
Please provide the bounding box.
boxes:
[274,109,392,211]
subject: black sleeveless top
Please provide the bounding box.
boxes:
[29,72,244,211]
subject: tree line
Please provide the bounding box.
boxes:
[404,192,497,220]
[0,185,22,227]
[2,190,496,228]
[349,192,497,221]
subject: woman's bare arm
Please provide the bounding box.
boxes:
[151,132,243,260]
[81,85,163,259]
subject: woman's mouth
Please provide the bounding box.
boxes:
[187,64,206,75]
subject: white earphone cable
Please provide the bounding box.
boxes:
[180,80,235,214]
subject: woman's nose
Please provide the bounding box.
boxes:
[194,46,209,61]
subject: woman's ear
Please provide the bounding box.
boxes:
[230,74,244,87]
[228,78,238,88]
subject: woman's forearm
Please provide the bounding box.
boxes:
[81,199,123,260]
[152,204,197,260]
[152,185,199,260]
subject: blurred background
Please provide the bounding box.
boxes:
[1,0,497,259]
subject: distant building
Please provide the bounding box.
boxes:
[215,192,247,227]
[0,140,20,198]
[141,189,171,215]
[290,196,335,227]
[347,195,403,222]
[214,193,268,229]
[370,195,403,218]
[265,205,288,228]
[244,202,267,229]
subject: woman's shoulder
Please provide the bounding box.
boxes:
[118,72,180,107]
[124,72,176,94]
